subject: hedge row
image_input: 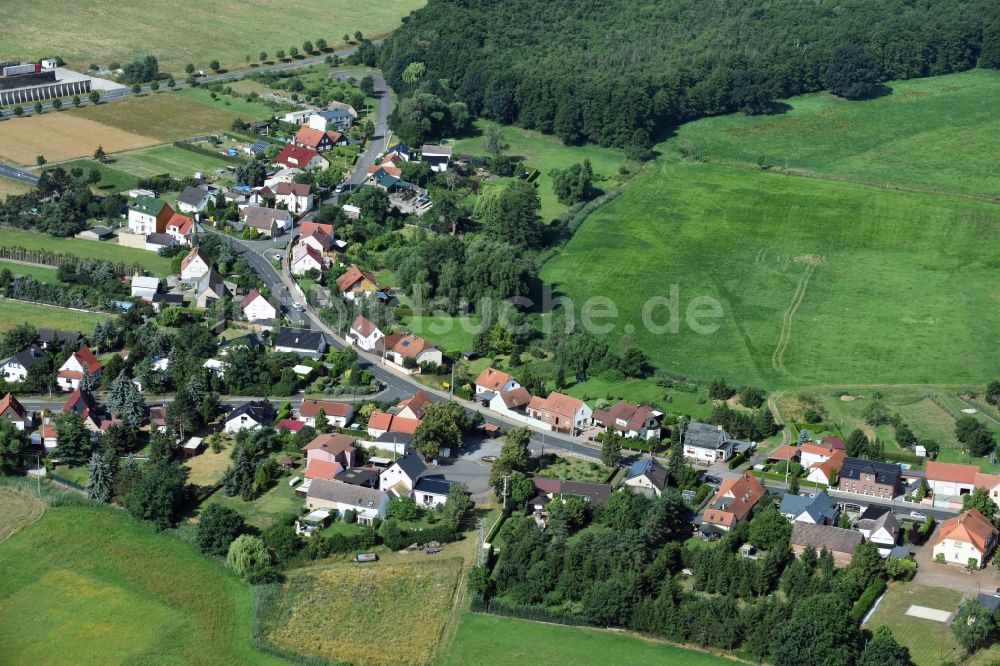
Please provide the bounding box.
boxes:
[172,140,244,164]
[850,579,886,622]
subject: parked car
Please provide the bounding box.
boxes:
[910,511,927,520]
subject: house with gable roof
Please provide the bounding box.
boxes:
[1,346,46,384]
[397,390,433,421]
[305,479,389,525]
[623,457,669,498]
[299,399,354,429]
[592,400,663,441]
[421,144,452,172]
[274,182,314,215]
[128,196,174,235]
[0,393,29,430]
[379,451,428,497]
[800,443,846,486]
[526,391,592,435]
[700,473,766,534]
[349,315,383,351]
[837,457,902,499]
[240,206,292,237]
[180,246,211,281]
[779,491,839,525]
[290,243,327,276]
[474,368,520,401]
[241,289,277,323]
[274,143,326,171]
[791,523,863,567]
[300,227,334,254]
[57,347,102,391]
[196,269,231,309]
[932,508,999,568]
[62,388,108,433]
[336,264,386,300]
[176,186,212,214]
[224,401,275,434]
[682,421,738,463]
[377,334,442,372]
[165,213,195,245]
[489,387,533,420]
[854,505,901,556]
[292,124,347,152]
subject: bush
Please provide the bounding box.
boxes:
[886,557,917,581]
[850,579,886,621]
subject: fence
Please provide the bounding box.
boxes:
[0,245,145,277]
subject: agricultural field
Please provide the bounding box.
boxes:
[0,112,157,165]
[0,487,45,542]
[0,0,426,74]
[0,228,173,275]
[440,612,736,666]
[61,159,140,193]
[541,154,1000,389]
[455,121,632,221]
[110,144,232,179]
[676,70,1000,198]
[0,497,284,665]
[262,558,462,665]
[0,176,33,199]
[0,260,60,283]
[73,92,261,141]
[0,300,111,334]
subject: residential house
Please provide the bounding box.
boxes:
[779,491,839,524]
[130,275,160,300]
[682,421,738,463]
[926,461,979,501]
[592,401,663,441]
[150,293,185,313]
[367,167,403,192]
[348,315,383,351]
[128,196,173,235]
[305,479,389,525]
[336,265,385,301]
[379,452,428,497]
[240,206,291,237]
[0,393,29,430]
[413,476,457,508]
[396,391,433,421]
[932,508,999,569]
[176,186,212,214]
[1,346,46,383]
[421,144,452,172]
[366,411,421,439]
[378,334,443,371]
[240,289,277,323]
[304,457,344,487]
[299,228,334,254]
[242,141,269,157]
[263,169,302,189]
[272,328,327,358]
[336,467,380,488]
[474,368,520,400]
[274,144,326,171]
[530,477,613,510]
[77,226,113,241]
[385,143,412,161]
[196,269,230,309]
[854,506,901,557]
[701,473,766,534]
[165,213,195,245]
[837,457,902,499]
[822,436,846,450]
[790,523,864,567]
[299,399,354,429]
[767,446,799,464]
[526,391,592,435]
[282,109,318,124]
[32,423,57,451]
[62,388,106,433]
[292,125,346,152]
[623,457,669,499]
[290,243,327,276]
[299,221,335,238]
[57,347,102,391]
[144,232,175,252]
[36,328,81,350]
[489,387,533,419]
[276,418,306,432]
[180,246,211,281]
[310,105,356,131]
[274,182,313,215]
[800,444,846,486]
[224,401,276,433]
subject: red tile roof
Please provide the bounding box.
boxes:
[275,143,320,168]
[180,246,208,272]
[276,418,305,432]
[301,433,356,456]
[274,182,311,197]
[703,473,765,526]
[474,368,512,392]
[367,411,393,432]
[498,387,531,409]
[533,392,585,421]
[936,508,999,553]
[398,391,432,419]
[0,393,26,419]
[299,399,353,418]
[336,264,379,292]
[240,288,264,309]
[927,461,980,485]
[305,458,343,480]
[299,222,334,238]
[767,445,800,462]
[350,315,379,338]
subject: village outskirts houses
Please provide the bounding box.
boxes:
[0,346,45,383]
[932,508,999,569]
[176,186,212,214]
[591,400,663,441]
[292,121,347,152]
[305,478,389,525]
[336,265,386,301]
[682,421,738,464]
[274,143,327,171]
[420,144,452,172]
[240,206,292,237]
[272,328,327,358]
[474,367,520,401]
[129,275,160,300]
[790,523,863,567]
[224,401,276,434]
[377,334,443,372]
[299,399,354,429]
[240,289,277,323]
[623,457,669,498]
[349,315,383,351]
[180,246,211,282]
[526,391,592,435]
[165,212,195,245]
[699,473,766,535]
[128,196,174,235]
[290,243,327,276]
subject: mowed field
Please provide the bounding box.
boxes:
[0,176,33,199]
[677,70,1000,198]
[263,558,461,665]
[0,499,286,665]
[439,613,736,665]
[0,0,426,73]
[110,145,231,179]
[0,300,111,334]
[542,73,1000,388]
[0,113,158,165]
[0,260,60,283]
[0,228,173,275]
[0,487,45,542]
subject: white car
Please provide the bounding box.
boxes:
[910,511,927,520]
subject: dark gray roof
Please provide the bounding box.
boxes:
[273,327,325,352]
[390,452,427,480]
[36,328,80,347]
[858,504,893,522]
[683,421,732,450]
[198,269,228,298]
[791,522,863,555]
[146,233,174,246]
[335,467,380,487]
[4,345,46,369]
[307,478,387,508]
[414,475,456,496]
[228,400,275,425]
[151,293,185,304]
[840,457,901,485]
[626,457,668,490]
[178,186,209,206]
[780,491,837,523]
[557,480,613,505]
[375,431,414,446]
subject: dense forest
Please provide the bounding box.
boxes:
[379,0,999,153]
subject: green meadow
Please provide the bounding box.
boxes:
[0,228,172,275]
[542,72,1000,388]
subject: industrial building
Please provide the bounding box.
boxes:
[0,59,92,106]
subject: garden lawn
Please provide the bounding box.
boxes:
[0,228,172,275]
[110,144,232,179]
[204,472,302,529]
[535,456,612,483]
[541,155,1000,389]
[403,314,481,355]
[0,0,426,73]
[0,487,44,542]
[676,69,1000,198]
[0,500,285,665]
[61,160,140,193]
[0,260,60,283]
[0,177,33,199]
[74,92,257,141]
[863,583,964,666]
[439,612,736,666]
[455,121,631,221]
[184,448,233,488]
[0,300,111,334]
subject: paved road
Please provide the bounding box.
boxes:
[0,161,39,185]
[330,70,393,186]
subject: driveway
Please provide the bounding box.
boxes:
[434,434,504,501]
[912,526,1000,596]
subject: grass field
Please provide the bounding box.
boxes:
[61,160,140,193]
[677,70,1000,198]
[0,228,173,275]
[864,583,965,665]
[0,0,426,74]
[263,558,462,665]
[0,498,285,665]
[205,472,302,529]
[110,144,232,179]
[0,176,33,199]
[0,488,44,542]
[403,314,481,354]
[0,113,158,165]
[455,121,631,221]
[0,300,111,334]
[184,447,233,487]
[73,92,260,141]
[174,87,281,119]
[0,260,60,283]
[440,613,736,665]
[535,456,611,483]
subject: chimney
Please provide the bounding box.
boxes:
[717,425,723,431]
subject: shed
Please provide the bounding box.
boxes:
[182,436,204,457]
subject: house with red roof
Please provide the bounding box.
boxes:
[365,411,421,439]
[0,393,29,430]
[335,264,385,301]
[474,368,520,400]
[274,143,326,171]
[292,125,346,152]
[701,473,766,534]
[349,315,383,352]
[397,391,433,420]
[300,227,334,254]
[526,392,593,435]
[61,388,106,432]
[377,334,443,372]
[298,399,354,429]
[302,433,357,467]
[240,289,277,323]
[165,213,195,245]
[489,387,533,419]
[274,182,314,215]
[290,242,327,276]
[926,461,980,500]
[57,347,102,391]
[299,221,334,238]
[591,400,663,441]
[933,508,999,568]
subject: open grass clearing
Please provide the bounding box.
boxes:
[455,120,632,221]
[439,612,737,665]
[61,159,140,193]
[0,228,172,275]
[73,92,256,141]
[0,488,44,542]
[535,456,612,483]
[173,87,281,119]
[203,467,303,529]
[0,0,426,74]
[184,447,233,487]
[0,499,284,665]
[676,70,1000,198]
[0,260,60,283]
[0,176,33,199]
[110,144,232,179]
[263,558,462,665]
[0,300,111,334]
[403,313,481,355]
[864,583,963,665]
[0,112,158,165]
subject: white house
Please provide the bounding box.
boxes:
[681,421,737,464]
[241,289,277,323]
[349,315,383,352]
[274,182,313,215]
[241,206,292,237]
[305,479,389,525]
[272,328,327,358]
[224,401,275,434]
[130,275,160,300]
[378,334,443,371]
[925,461,979,500]
[623,457,669,498]
[56,347,102,391]
[421,144,452,172]
[1,346,46,383]
[128,196,173,235]
[165,213,195,245]
[932,509,998,569]
[591,401,663,441]
[264,169,303,189]
[474,367,520,400]
[489,387,533,421]
[413,476,456,508]
[290,243,327,276]
[180,246,211,282]
[379,452,428,497]
[854,506,901,557]
[176,186,212,214]
[298,399,354,429]
[283,108,319,124]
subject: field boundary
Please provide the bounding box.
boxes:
[0,488,45,542]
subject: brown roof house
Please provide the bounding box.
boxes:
[592,400,663,441]
[336,265,386,301]
[701,473,766,534]
[301,433,357,468]
[348,315,383,351]
[791,522,864,567]
[298,399,354,429]
[377,334,443,372]
[489,387,533,420]
[932,508,999,569]
[240,206,292,237]
[474,368,520,400]
[0,393,29,430]
[526,392,592,435]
